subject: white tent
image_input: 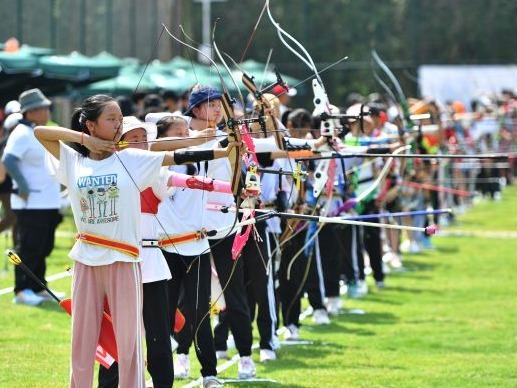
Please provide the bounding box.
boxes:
[418,65,517,108]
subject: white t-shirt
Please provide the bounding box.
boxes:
[3,122,61,210]
[260,158,296,233]
[55,143,165,266]
[157,165,211,256]
[197,132,238,239]
[140,174,173,283]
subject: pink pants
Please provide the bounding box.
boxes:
[70,261,145,388]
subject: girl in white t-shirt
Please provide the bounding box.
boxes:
[34,95,237,388]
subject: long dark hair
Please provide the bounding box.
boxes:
[156,115,188,139]
[69,94,116,156]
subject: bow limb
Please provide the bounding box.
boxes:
[212,20,247,112]
[265,0,322,85]
[340,145,410,212]
[372,49,414,131]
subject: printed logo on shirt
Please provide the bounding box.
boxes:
[77,174,120,224]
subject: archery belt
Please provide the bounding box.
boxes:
[75,233,139,259]
[155,230,206,248]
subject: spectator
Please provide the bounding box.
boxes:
[2,89,63,306]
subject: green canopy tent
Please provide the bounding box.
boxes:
[0,48,123,107]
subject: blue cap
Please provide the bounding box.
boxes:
[185,86,222,115]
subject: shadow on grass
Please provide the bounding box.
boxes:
[401,259,439,272]
[359,295,403,305]
[341,311,398,326]
[378,285,433,294]
[435,245,460,254]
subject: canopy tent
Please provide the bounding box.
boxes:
[0,46,123,107]
[80,56,304,100]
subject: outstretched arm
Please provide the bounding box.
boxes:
[150,128,217,151]
[161,141,241,166]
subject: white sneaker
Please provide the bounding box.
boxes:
[216,350,229,360]
[259,349,277,362]
[390,254,403,269]
[312,308,330,325]
[356,280,368,295]
[174,353,190,379]
[13,289,45,306]
[400,239,411,253]
[237,356,256,379]
[36,289,66,302]
[271,334,281,350]
[283,324,299,341]
[326,296,343,316]
[409,241,421,254]
[203,375,223,388]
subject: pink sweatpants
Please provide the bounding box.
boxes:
[70,261,145,388]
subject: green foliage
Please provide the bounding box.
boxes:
[0,187,516,386]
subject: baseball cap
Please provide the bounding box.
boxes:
[272,84,297,97]
[345,103,373,124]
[121,116,157,142]
[185,86,222,115]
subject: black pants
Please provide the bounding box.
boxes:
[242,223,277,350]
[319,225,344,297]
[98,279,174,388]
[13,208,61,294]
[277,225,325,327]
[163,251,217,378]
[213,224,279,351]
[210,236,253,357]
[361,200,384,282]
[341,225,364,284]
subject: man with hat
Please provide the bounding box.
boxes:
[2,88,64,306]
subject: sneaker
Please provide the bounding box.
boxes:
[348,282,367,298]
[375,281,386,288]
[283,324,299,341]
[36,289,66,302]
[400,239,411,253]
[259,349,277,362]
[326,296,343,316]
[203,375,223,388]
[13,289,45,306]
[409,240,421,254]
[237,356,256,379]
[312,308,330,325]
[271,334,281,351]
[389,254,403,269]
[216,350,229,360]
[174,353,190,379]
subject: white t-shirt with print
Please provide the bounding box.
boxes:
[55,143,165,266]
[3,122,61,210]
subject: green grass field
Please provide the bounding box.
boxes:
[0,187,516,387]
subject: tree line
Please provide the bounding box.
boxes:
[1,0,516,104]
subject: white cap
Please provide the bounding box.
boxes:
[3,112,22,132]
[4,100,21,115]
[345,103,373,123]
[121,116,157,142]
